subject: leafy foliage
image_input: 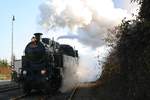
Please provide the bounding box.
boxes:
[100,49,120,81]
[0,59,9,67]
[131,0,143,3]
[99,0,150,99]
[138,0,150,20]
[105,26,121,47]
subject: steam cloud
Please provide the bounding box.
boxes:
[60,46,110,92]
[123,0,140,15]
[60,55,79,92]
[38,0,139,91]
[39,0,133,48]
[60,53,101,92]
[57,34,79,40]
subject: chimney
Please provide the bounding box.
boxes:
[34,33,43,42]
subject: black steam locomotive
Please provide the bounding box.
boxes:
[19,33,78,94]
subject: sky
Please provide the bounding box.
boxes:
[0,0,139,62]
[0,0,42,61]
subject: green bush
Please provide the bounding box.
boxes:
[0,59,9,67]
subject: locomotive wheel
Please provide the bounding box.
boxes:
[43,77,62,94]
[51,76,62,93]
[23,88,31,94]
[42,83,51,94]
[22,84,31,94]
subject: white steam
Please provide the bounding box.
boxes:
[123,0,140,16]
[77,54,100,82]
[60,55,79,92]
[39,0,131,48]
[59,51,102,92]
[38,0,139,91]
[60,45,110,92]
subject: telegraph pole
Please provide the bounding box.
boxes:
[11,15,15,67]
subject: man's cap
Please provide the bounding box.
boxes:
[34,33,43,36]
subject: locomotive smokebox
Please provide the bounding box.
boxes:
[34,33,43,42]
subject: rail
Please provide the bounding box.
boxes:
[67,85,79,100]
[10,94,27,100]
[0,82,20,93]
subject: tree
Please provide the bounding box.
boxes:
[0,59,9,67]
[131,0,142,3]
[100,0,150,99]
[132,0,150,21]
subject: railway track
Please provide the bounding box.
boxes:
[10,86,79,100]
[0,82,20,93]
[7,83,82,100]
[10,94,27,100]
[1,82,97,100]
[38,86,79,100]
[67,86,78,100]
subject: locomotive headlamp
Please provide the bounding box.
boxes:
[23,70,27,75]
[41,70,46,74]
[55,49,59,53]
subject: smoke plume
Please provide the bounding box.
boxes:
[39,0,132,48]
[123,0,140,16]
[60,55,79,92]
[59,46,110,92]
[38,0,139,92]
[57,34,79,40]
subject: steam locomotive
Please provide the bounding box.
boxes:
[19,33,78,94]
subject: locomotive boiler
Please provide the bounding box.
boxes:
[19,33,78,94]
